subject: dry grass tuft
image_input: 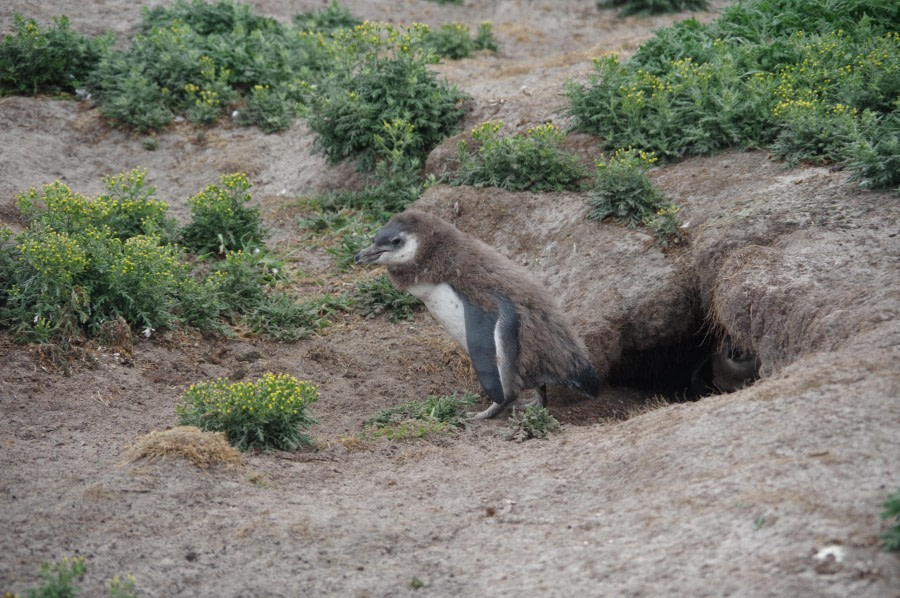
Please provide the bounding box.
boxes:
[126,426,243,469]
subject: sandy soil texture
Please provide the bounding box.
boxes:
[1,1,898,596]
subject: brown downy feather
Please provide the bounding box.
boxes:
[385,210,596,393]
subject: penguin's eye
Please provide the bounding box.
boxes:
[390,237,402,247]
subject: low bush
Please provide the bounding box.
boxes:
[506,406,560,442]
[354,274,423,322]
[292,1,361,34]
[452,121,588,192]
[566,0,900,191]
[424,22,498,59]
[89,0,335,132]
[590,148,663,227]
[307,22,466,170]
[0,14,112,96]
[598,0,707,17]
[0,169,292,347]
[177,373,319,451]
[364,392,478,439]
[17,556,138,598]
[883,488,900,552]
[180,173,265,255]
[246,292,351,342]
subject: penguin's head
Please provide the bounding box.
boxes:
[354,215,420,266]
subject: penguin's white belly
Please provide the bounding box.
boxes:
[407,283,468,351]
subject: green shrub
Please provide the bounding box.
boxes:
[883,488,900,552]
[246,292,350,342]
[307,22,466,170]
[452,121,588,192]
[566,0,900,190]
[506,406,560,442]
[598,0,707,17]
[180,173,264,255]
[90,1,331,132]
[236,83,295,133]
[177,372,319,451]
[844,108,900,191]
[590,148,664,227]
[23,556,87,598]
[0,171,284,345]
[424,22,498,59]
[1,178,193,340]
[292,1,361,34]
[0,14,112,96]
[364,392,477,439]
[643,204,685,248]
[354,275,423,322]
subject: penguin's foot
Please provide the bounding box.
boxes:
[471,402,507,420]
[510,388,544,411]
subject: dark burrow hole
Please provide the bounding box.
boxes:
[606,311,759,403]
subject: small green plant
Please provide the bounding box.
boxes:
[364,392,478,439]
[424,22,499,60]
[292,1,361,34]
[452,121,588,192]
[307,22,466,170]
[506,406,560,442]
[246,292,350,342]
[24,556,87,598]
[237,84,295,133]
[0,14,112,96]
[882,489,900,552]
[354,275,423,322]
[590,148,664,227]
[597,0,708,17]
[643,204,685,248]
[566,0,900,191]
[180,173,265,255]
[90,0,330,132]
[177,372,319,451]
[0,170,287,347]
[106,575,138,598]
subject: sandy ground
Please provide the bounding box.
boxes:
[1,1,899,596]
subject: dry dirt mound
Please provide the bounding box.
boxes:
[1,1,898,597]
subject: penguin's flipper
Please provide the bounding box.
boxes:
[461,293,520,419]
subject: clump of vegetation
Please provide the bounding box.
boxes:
[566,0,900,191]
[89,0,338,132]
[292,1,362,34]
[0,14,112,96]
[424,22,498,59]
[506,406,561,442]
[591,148,662,226]
[598,0,707,17]
[180,173,265,255]
[452,121,588,192]
[882,488,900,552]
[15,556,138,598]
[354,275,423,322]
[177,373,319,452]
[364,392,478,440]
[642,204,686,248]
[246,292,351,342]
[307,22,466,170]
[0,169,336,350]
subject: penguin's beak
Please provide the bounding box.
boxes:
[354,244,383,265]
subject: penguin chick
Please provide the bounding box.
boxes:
[355,209,602,419]
[690,338,758,397]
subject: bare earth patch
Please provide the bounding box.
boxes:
[1,1,898,597]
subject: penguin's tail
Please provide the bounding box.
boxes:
[568,361,603,398]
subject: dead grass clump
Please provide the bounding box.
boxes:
[126,426,243,469]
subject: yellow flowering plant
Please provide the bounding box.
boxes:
[177,373,320,451]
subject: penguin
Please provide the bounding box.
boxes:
[690,337,758,397]
[355,209,602,419]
